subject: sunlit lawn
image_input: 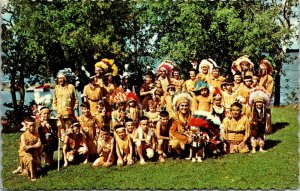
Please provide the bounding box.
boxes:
[2,106,298,190]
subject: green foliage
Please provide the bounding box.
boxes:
[2,106,298,189]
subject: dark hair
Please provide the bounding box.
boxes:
[80,102,90,109]
[114,124,125,131]
[139,116,149,122]
[24,116,35,123]
[159,110,169,117]
[231,102,243,109]
[243,75,252,80]
[125,118,134,124]
[101,125,110,133]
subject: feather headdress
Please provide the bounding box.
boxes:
[189,110,221,137]
[231,55,254,75]
[157,60,174,75]
[126,92,139,106]
[199,58,217,73]
[194,80,210,92]
[34,92,52,111]
[248,87,270,107]
[213,87,222,99]
[235,96,246,104]
[111,86,126,103]
[172,91,193,112]
[95,58,118,76]
[259,58,273,75]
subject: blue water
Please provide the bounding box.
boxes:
[1,52,299,115]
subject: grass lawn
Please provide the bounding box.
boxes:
[2,106,299,190]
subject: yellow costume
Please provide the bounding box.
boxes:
[259,75,274,97]
[94,136,114,166]
[171,78,184,92]
[83,84,104,116]
[222,115,250,153]
[183,79,196,92]
[52,83,78,118]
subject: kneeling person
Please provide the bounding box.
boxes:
[135,116,156,164]
[115,125,134,166]
[93,126,114,167]
[63,122,88,167]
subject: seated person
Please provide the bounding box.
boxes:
[63,122,88,167]
[115,124,134,166]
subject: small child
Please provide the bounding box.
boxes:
[134,116,156,164]
[193,81,212,112]
[145,100,160,138]
[93,126,114,167]
[250,97,269,153]
[211,88,225,123]
[153,80,164,109]
[126,92,140,126]
[115,124,134,166]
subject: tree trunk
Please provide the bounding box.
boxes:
[273,72,281,106]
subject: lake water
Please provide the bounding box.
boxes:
[1,52,299,115]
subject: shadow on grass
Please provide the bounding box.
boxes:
[271,122,289,134]
[264,139,281,151]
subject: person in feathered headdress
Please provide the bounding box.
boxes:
[169,91,193,159]
[196,58,217,82]
[125,92,140,125]
[211,87,225,122]
[221,102,250,154]
[258,58,274,98]
[170,67,184,92]
[94,58,118,88]
[192,80,213,113]
[231,55,254,78]
[187,111,222,162]
[157,60,174,92]
[111,88,127,129]
[52,72,78,137]
[183,68,198,92]
[248,88,271,153]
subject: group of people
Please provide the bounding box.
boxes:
[13,56,274,181]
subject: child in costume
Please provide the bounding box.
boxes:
[134,116,156,164]
[125,92,140,126]
[93,126,114,167]
[248,88,271,153]
[192,80,213,113]
[115,124,134,166]
[211,88,225,123]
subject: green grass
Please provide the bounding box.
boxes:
[2,106,299,189]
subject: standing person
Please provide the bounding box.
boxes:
[77,102,102,161]
[125,92,140,126]
[103,73,117,106]
[232,71,243,92]
[171,67,184,92]
[196,59,216,82]
[160,84,176,119]
[37,106,59,166]
[192,80,213,113]
[140,72,155,112]
[114,124,134,166]
[18,117,42,181]
[157,60,174,92]
[249,96,270,153]
[52,73,78,136]
[93,126,115,167]
[82,76,105,116]
[169,92,193,159]
[211,88,225,123]
[135,116,156,164]
[222,79,238,116]
[258,58,274,98]
[183,69,198,92]
[63,122,88,167]
[206,66,225,90]
[222,102,250,154]
[231,55,254,78]
[156,110,172,162]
